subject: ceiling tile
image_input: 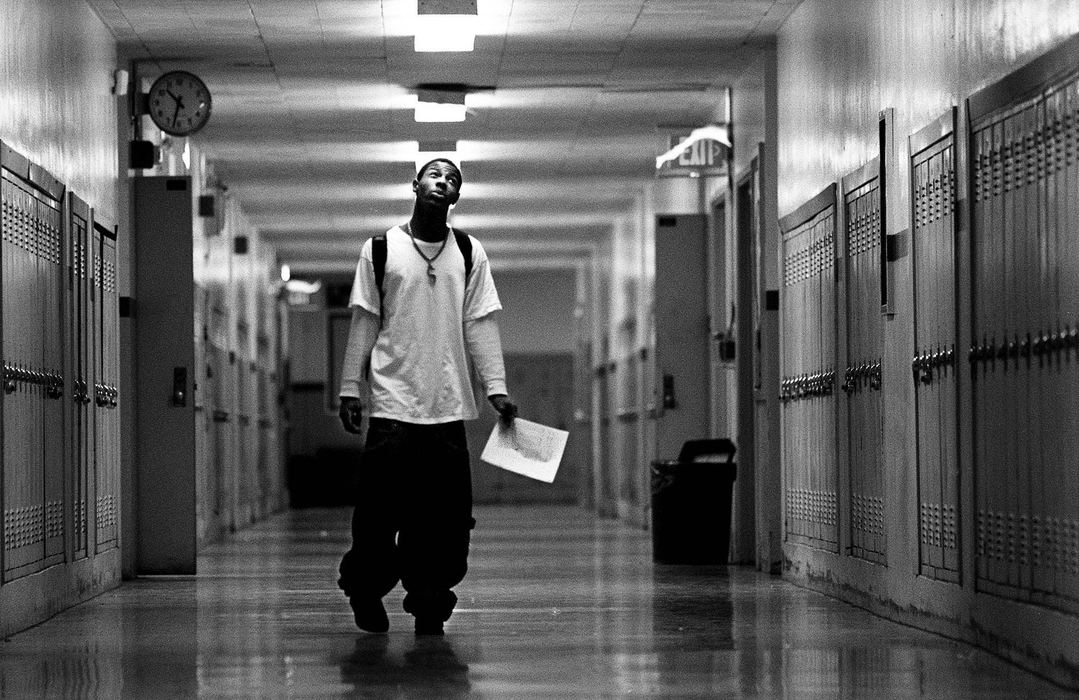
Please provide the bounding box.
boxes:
[90,0,804,271]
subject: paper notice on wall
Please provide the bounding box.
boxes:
[480,418,568,484]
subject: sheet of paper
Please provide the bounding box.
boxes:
[480,418,569,484]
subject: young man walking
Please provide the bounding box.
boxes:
[337,159,516,635]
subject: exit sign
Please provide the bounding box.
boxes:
[657,127,729,178]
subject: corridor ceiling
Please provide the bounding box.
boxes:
[87,0,800,274]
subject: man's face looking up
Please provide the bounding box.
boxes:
[413,160,461,207]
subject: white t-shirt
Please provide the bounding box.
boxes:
[348,225,502,423]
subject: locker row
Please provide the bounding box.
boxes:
[193,279,286,539]
[0,141,120,585]
[779,43,1079,601]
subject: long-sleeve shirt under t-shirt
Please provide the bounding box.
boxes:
[338,225,507,424]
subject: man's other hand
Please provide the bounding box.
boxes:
[339,396,364,434]
[488,394,518,425]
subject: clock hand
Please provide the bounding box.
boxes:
[171,100,181,127]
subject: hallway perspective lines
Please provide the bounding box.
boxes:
[0,505,1071,698]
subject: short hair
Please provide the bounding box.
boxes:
[415,158,463,187]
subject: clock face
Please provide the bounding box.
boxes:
[147,71,212,137]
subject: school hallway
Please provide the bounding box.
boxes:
[0,504,1068,699]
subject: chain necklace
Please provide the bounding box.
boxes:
[404,221,449,283]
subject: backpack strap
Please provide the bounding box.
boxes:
[453,229,473,283]
[371,234,387,325]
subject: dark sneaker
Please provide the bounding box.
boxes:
[349,596,389,633]
[414,617,445,636]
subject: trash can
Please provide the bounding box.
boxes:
[650,438,737,564]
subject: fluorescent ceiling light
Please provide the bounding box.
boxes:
[415,0,477,51]
[415,100,467,121]
[415,140,460,172]
[415,88,467,122]
[415,16,477,51]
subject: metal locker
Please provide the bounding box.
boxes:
[255,364,270,515]
[779,185,839,551]
[66,193,92,560]
[205,220,235,531]
[595,354,613,513]
[617,348,638,513]
[193,286,210,538]
[841,159,886,565]
[1,144,63,581]
[968,43,1079,609]
[261,372,280,514]
[208,310,232,531]
[257,301,279,513]
[94,218,119,552]
[81,198,97,558]
[235,330,255,526]
[1,147,37,579]
[1031,79,1059,600]
[972,79,1016,594]
[83,201,99,557]
[246,352,261,522]
[254,312,273,515]
[34,163,65,568]
[910,110,961,582]
[203,342,223,527]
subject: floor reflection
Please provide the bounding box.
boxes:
[339,635,471,699]
[0,506,1073,698]
[649,565,736,696]
[651,564,733,640]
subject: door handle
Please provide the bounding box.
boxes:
[172,367,188,407]
[661,373,677,409]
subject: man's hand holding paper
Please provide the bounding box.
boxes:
[480,417,568,484]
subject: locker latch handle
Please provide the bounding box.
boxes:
[912,354,933,384]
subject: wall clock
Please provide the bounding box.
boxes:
[147,70,212,137]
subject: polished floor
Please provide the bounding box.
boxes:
[1,506,1074,698]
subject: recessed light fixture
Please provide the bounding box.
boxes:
[415,0,478,52]
[414,139,460,172]
[415,87,467,122]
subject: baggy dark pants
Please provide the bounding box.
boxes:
[338,417,474,622]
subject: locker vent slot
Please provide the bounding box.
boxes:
[95,494,117,533]
[786,489,838,526]
[4,505,45,550]
[45,501,64,540]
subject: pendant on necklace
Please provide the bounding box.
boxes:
[427,262,437,283]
